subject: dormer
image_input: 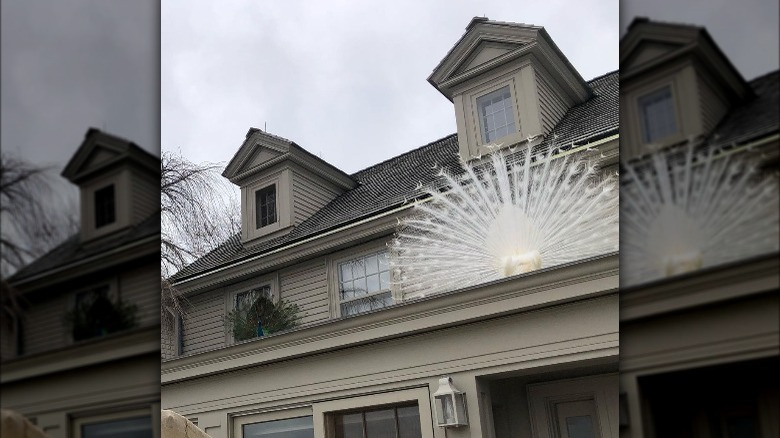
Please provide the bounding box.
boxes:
[223,128,356,246]
[620,18,754,160]
[429,17,592,160]
[61,128,160,242]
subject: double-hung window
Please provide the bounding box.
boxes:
[338,251,392,317]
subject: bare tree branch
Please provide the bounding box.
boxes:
[160,150,239,354]
[1,153,78,340]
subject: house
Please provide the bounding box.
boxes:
[161,18,620,438]
[618,19,779,437]
[0,129,161,438]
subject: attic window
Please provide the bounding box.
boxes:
[639,86,677,143]
[94,185,115,228]
[255,184,277,229]
[477,85,517,143]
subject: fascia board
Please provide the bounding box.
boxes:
[620,252,780,322]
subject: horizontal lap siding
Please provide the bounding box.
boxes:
[23,297,67,355]
[132,172,160,223]
[698,76,728,133]
[119,262,160,328]
[536,73,569,135]
[182,292,225,355]
[280,258,330,326]
[292,171,341,226]
[22,262,160,356]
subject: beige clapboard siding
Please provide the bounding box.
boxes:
[182,291,226,355]
[280,258,331,326]
[119,262,160,328]
[698,75,728,133]
[291,171,341,226]
[132,171,160,223]
[536,72,569,135]
[22,295,68,355]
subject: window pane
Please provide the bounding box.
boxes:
[377,252,389,269]
[366,274,380,293]
[397,406,422,438]
[340,263,353,281]
[341,280,355,299]
[334,413,363,438]
[365,409,395,438]
[640,86,676,143]
[365,254,378,274]
[243,416,314,438]
[353,277,367,296]
[256,184,277,228]
[82,416,153,438]
[379,271,390,290]
[565,415,596,438]
[477,86,516,143]
[94,185,115,228]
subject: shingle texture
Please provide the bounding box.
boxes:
[9,211,161,282]
[171,71,622,281]
[710,71,779,148]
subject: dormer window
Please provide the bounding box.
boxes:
[255,184,278,228]
[639,86,677,143]
[94,185,116,228]
[428,19,591,161]
[477,85,517,143]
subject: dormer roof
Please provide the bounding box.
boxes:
[428,17,591,103]
[620,18,753,102]
[61,128,159,185]
[222,128,356,190]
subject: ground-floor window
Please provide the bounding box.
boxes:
[242,415,314,438]
[331,404,422,438]
[75,413,153,438]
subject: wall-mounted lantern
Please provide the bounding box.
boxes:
[433,376,468,427]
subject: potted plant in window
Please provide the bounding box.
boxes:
[225,294,300,342]
[64,289,138,341]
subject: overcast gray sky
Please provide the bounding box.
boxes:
[620,0,779,81]
[162,0,618,175]
[1,0,160,171]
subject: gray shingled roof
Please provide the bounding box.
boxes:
[9,211,161,282]
[171,71,621,282]
[709,70,779,148]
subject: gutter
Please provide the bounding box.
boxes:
[173,134,620,286]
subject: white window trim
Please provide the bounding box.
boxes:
[224,273,280,345]
[72,407,160,438]
[232,406,314,438]
[327,242,395,319]
[312,387,434,438]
